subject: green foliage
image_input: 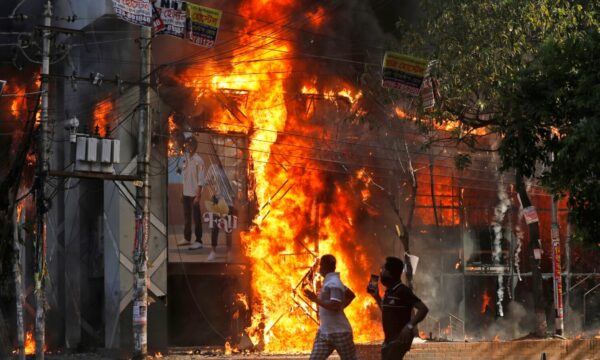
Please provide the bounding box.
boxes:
[508,30,600,241]
[396,0,599,242]
[546,120,600,242]
[417,0,597,117]
[454,153,472,171]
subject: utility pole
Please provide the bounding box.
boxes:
[34,2,52,359]
[550,152,564,336]
[565,222,571,336]
[132,25,152,359]
[13,204,25,360]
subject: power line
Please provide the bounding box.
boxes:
[172,147,551,196]
[170,116,497,167]
[160,132,515,189]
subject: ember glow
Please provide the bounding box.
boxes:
[179,0,382,352]
[167,113,181,157]
[307,6,326,28]
[9,84,27,118]
[16,202,24,221]
[415,166,460,226]
[394,106,488,136]
[481,289,491,314]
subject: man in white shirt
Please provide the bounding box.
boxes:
[304,254,357,360]
[177,137,206,250]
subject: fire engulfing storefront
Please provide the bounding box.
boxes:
[3,0,600,357]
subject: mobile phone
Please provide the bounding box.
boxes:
[367,274,379,293]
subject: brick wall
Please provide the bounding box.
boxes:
[355,339,600,360]
[162,339,600,359]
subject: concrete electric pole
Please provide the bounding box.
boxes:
[550,151,564,336]
[35,1,52,359]
[132,25,152,359]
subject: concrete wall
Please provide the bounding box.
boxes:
[103,87,169,353]
[46,0,170,352]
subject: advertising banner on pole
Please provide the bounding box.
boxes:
[186,2,222,48]
[551,226,564,320]
[156,1,187,38]
[420,77,435,110]
[522,206,539,224]
[381,52,429,96]
[152,3,165,33]
[112,0,153,27]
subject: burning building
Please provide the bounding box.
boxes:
[1,0,600,357]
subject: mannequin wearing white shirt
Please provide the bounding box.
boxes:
[177,138,206,249]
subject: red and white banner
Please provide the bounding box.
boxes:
[522,206,539,224]
[152,3,165,33]
[112,0,153,27]
[552,239,564,319]
[156,2,186,38]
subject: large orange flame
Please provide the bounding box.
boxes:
[93,101,113,137]
[21,329,47,355]
[24,330,35,355]
[180,1,383,352]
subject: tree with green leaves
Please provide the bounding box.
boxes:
[503,28,600,243]
[395,0,599,337]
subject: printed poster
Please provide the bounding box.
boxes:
[112,0,153,27]
[168,132,248,263]
[382,51,429,96]
[156,1,187,38]
[152,3,165,33]
[522,206,539,225]
[186,2,222,48]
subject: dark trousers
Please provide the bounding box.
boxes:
[211,207,233,249]
[381,340,411,360]
[183,196,202,242]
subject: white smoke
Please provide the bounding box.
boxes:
[480,301,530,340]
[492,177,511,317]
[514,224,524,281]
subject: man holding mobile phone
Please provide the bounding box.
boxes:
[303,254,357,360]
[367,256,429,360]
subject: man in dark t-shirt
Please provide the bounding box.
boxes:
[367,256,429,360]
